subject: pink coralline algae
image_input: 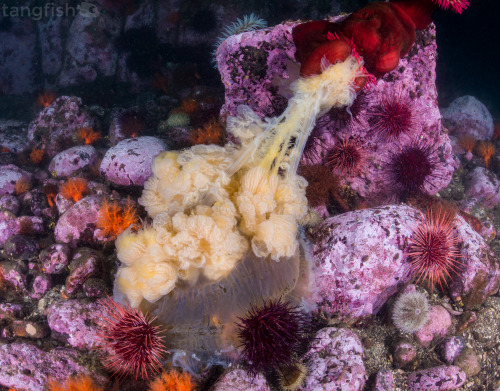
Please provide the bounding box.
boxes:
[216,20,454,204]
[27,96,98,158]
[302,327,366,391]
[308,205,500,319]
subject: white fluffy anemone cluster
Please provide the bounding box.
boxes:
[115,55,364,308]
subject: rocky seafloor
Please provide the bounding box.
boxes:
[0,10,499,391]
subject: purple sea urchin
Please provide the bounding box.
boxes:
[392,290,429,333]
[97,297,166,380]
[369,91,419,140]
[236,298,310,376]
[326,135,367,177]
[386,141,441,197]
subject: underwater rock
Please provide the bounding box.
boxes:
[49,145,99,177]
[453,347,481,377]
[29,274,52,299]
[4,235,39,261]
[65,247,102,296]
[0,342,103,391]
[45,299,104,349]
[302,327,365,391]
[54,194,104,247]
[406,365,466,391]
[27,96,99,158]
[58,8,121,87]
[0,120,30,154]
[440,336,465,364]
[0,164,32,196]
[37,13,65,76]
[11,320,49,339]
[100,136,166,186]
[308,205,420,319]
[449,215,500,309]
[464,167,500,208]
[442,95,494,140]
[0,194,20,215]
[373,369,395,391]
[393,339,417,367]
[0,303,24,320]
[39,243,71,274]
[0,261,28,294]
[0,210,19,247]
[217,20,454,203]
[414,305,451,347]
[213,369,270,391]
[0,17,38,95]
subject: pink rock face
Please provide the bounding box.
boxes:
[213,369,270,391]
[442,95,494,140]
[100,136,166,186]
[465,167,500,208]
[216,21,454,204]
[373,370,395,391]
[0,165,32,196]
[45,299,105,349]
[27,96,98,158]
[308,205,421,319]
[49,145,99,177]
[406,365,466,391]
[0,210,19,247]
[303,327,365,391]
[415,305,451,347]
[0,342,103,391]
[54,194,104,247]
[450,215,500,309]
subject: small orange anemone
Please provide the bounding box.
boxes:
[190,119,223,145]
[46,375,103,391]
[97,199,138,240]
[43,183,59,207]
[77,128,101,145]
[458,135,476,153]
[14,177,31,195]
[29,148,45,164]
[60,177,89,202]
[149,370,195,391]
[36,91,56,108]
[477,141,495,168]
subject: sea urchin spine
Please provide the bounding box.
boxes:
[407,208,463,290]
[326,135,367,177]
[392,290,429,333]
[236,298,310,376]
[97,297,166,380]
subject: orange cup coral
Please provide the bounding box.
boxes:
[77,127,101,145]
[46,375,103,391]
[149,370,195,391]
[60,178,89,202]
[97,199,138,240]
[29,148,45,165]
[477,141,495,168]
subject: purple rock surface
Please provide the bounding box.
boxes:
[0,210,19,248]
[213,369,270,391]
[394,339,417,367]
[0,165,32,196]
[65,247,102,296]
[303,327,365,391]
[27,96,98,158]
[442,95,494,140]
[100,136,166,186]
[39,243,72,274]
[0,342,103,391]
[373,370,395,391]
[308,205,420,318]
[415,305,452,347]
[54,194,104,247]
[406,365,466,391]
[0,194,20,215]
[45,299,104,349]
[465,167,500,208]
[216,21,454,203]
[0,120,30,154]
[49,145,99,177]
[440,336,466,364]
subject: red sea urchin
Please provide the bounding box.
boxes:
[97,297,166,380]
[368,91,419,140]
[386,141,441,197]
[236,298,310,376]
[433,0,470,13]
[326,135,367,177]
[407,208,463,290]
